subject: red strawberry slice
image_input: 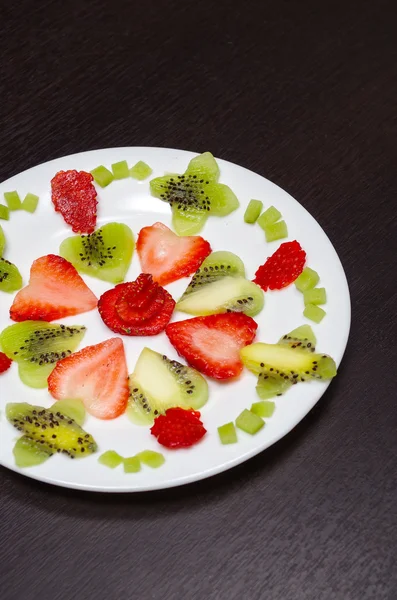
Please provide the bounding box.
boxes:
[253,241,306,291]
[137,222,212,286]
[10,254,97,322]
[0,352,12,374]
[115,274,165,322]
[151,408,207,449]
[166,313,258,379]
[48,338,129,420]
[51,170,98,233]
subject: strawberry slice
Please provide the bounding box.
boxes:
[51,170,98,234]
[151,408,207,448]
[253,241,306,291]
[0,352,12,374]
[48,338,129,420]
[137,222,212,286]
[98,274,175,336]
[10,254,97,322]
[166,313,258,379]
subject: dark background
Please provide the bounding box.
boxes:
[1,1,396,599]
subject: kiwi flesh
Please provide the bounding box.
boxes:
[0,225,5,256]
[0,257,23,293]
[0,321,86,388]
[127,347,209,425]
[59,222,134,283]
[13,436,53,468]
[6,402,97,459]
[180,251,245,298]
[51,399,86,426]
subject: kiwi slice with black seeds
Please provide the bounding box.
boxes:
[0,225,5,256]
[0,257,23,293]
[180,251,245,298]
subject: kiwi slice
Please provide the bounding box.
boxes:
[0,257,23,293]
[13,436,53,468]
[127,347,209,425]
[59,222,134,284]
[51,399,86,426]
[280,324,317,347]
[150,152,239,235]
[0,321,86,388]
[256,373,291,399]
[180,251,246,299]
[7,403,97,460]
[0,225,5,256]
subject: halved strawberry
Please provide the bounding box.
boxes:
[151,408,207,449]
[0,352,12,374]
[137,222,212,286]
[47,338,129,420]
[253,241,306,291]
[166,313,258,379]
[115,274,165,322]
[51,170,98,234]
[10,254,97,322]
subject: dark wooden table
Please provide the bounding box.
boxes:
[1,1,396,599]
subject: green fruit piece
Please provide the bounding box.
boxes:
[0,258,23,293]
[6,403,97,458]
[59,222,134,283]
[177,276,264,317]
[98,450,123,468]
[257,206,282,229]
[180,251,246,299]
[235,409,264,435]
[250,400,275,418]
[111,160,129,180]
[130,161,153,180]
[241,342,337,381]
[0,205,10,220]
[0,225,6,255]
[304,304,326,324]
[0,321,86,388]
[21,193,39,213]
[264,220,288,242]
[281,324,317,347]
[124,456,141,473]
[294,267,320,292]
[127,348,208,425]
[90,165,114,188]
[256,374,291,399]
[303,287,327,306]
[51,399,86,426]
[4,191,22,211]
[244,200,263,224]
[150,152,239,235]
[137,450,165,468]
[13,436,53,468]
[217,422,238,444]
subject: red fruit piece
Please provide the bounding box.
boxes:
[51,170,98,233]
[10,254,97,322]
[48,338,129,420]
[166,313,258,380]
[0,352,12,374]
[115,274,165,322]
[150,407,207,449]
[253,241,306,291]
[137,222,212,286]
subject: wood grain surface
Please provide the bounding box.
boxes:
[0,1,396,599]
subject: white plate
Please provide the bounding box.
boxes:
[0,147,350,492]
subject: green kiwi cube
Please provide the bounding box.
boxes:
[130,161,153,180]
[90,165,114,188]
[13,436,53,468]
[257,206,282,230]
[123,456,141,473]
[21,193,39,213]
[0,258,23,293]
[137,450,165,468]
[264,220,288,242]
[0,225,6,256]
[304,303,326,323]
[244,200,263,224]
[98,450,123,469]
[0,205,9,220]
[111,160,129,180]
[217,422,238,444]
[235,409,264,434]
[303,287,327,306]
[295,267,320,292]
[250,400,275,418]
[4,191,22,211]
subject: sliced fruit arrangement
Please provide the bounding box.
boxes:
[137,222,212,286]
[0,351,12,374]
[1,191,39,214]
[48,337,129,420]
[10,254,97,322]
[127,347,208,425]
[90,160,153,187]
[150,152,239,235]
[98,449,165,471]
[60,222,134,283]
[254,241,306,291]
[51,170,98,233]
[0,321,86,388]
[257,205,288,242]
[295,266,327,323]
[150,407,207,449]
[166,313,258,380]
[98,274,175,336]
[177,251,264,317]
